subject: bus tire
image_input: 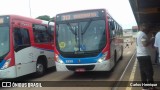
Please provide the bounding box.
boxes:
[119,55,123,60]
[119,47,123,60]
[114,51,117,66]
[35,57,47,77]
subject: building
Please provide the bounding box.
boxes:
[123,26,138,45]
[123,29,133,43]
[132,26,138,38]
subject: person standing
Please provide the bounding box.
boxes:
[136,24,156,90]
[154,29,160,64]
[126,43,129,48]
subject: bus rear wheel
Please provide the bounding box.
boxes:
[114,52,117,66]
[35,61,45,77]
[119,47,123,60]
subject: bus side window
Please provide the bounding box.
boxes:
[33,24,50,43]
[20,28,30,45]
[14,28,30,48]
[14,28,22,47]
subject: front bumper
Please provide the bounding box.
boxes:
[55,60,112,71]
[0,66,17,78]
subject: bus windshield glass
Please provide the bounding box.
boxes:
[56,19,106,53]
[0,26,10,58]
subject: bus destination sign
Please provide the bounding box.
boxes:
[60,11,99,21]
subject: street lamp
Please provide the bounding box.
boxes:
[29,0,31,17]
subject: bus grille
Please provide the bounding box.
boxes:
[66,65,95,71]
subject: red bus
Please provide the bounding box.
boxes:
[54,9,123,72]
[0,15,54,78]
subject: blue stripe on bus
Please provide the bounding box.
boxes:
[0,60,6,69]
[59,53,103,64]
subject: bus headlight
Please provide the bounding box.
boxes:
[55,54,64,64]
[97,52,108,63]
[1,58,11,70]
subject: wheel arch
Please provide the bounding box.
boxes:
[37,55,48,69]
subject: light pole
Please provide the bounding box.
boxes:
[29,0,31,17]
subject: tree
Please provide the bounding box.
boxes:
[50,17,55,22]
[36,15,50,21]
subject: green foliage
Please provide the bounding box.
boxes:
[36,15,50,21]
[50,17,55,22]
[36,15,55,22]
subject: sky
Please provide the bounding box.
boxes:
[0,0,137,29]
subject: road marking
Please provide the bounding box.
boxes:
[112,51,136,90]
[126,59,137,90]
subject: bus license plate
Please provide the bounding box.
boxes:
[75,68,85,72]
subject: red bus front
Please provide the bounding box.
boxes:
[0,16,16,78]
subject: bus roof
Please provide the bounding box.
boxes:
[56,9,107,21]
[0,15,54,26]
[56,9,106,16]
[55,9,122,28]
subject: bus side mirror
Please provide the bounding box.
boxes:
[47,26,52,33]
[47,26,54,41]
[47,21,54,42]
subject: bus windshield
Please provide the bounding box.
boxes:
[0,26,10,58]
[56,19,106,53]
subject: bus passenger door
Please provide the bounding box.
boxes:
[109,20,116,66]
[13,21,35,77]
[32,24,55,68]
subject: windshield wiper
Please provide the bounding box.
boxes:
[65,22,80,52]
[81,19,92,35]
[66,22,76,35]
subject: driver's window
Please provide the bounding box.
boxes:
[109,19,115,39]
[14,28,30,47]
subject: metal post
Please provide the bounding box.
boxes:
[29,0,31,17]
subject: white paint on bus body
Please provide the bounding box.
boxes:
[0,46,55,78]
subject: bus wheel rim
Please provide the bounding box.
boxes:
[37,64,43,73]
